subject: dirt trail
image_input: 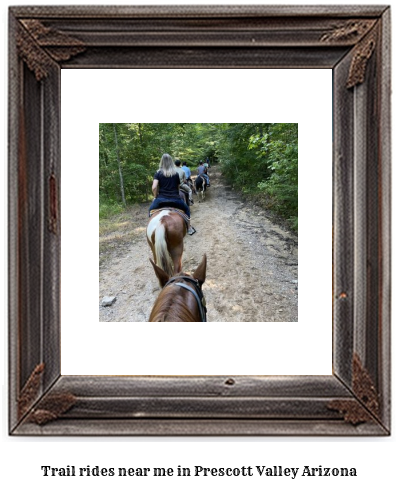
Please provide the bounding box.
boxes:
[99,169,298,322]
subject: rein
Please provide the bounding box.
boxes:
[163,276,207,322]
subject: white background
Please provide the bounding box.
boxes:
[1,1,398,491]
[61,68,332,376]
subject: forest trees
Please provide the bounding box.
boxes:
[99,123,175,216]
[99,123,298,229]
[216,123,298,229]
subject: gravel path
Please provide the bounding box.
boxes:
[99,169,298,322]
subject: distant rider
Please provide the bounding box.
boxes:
[182,161,196,195]
[175,159,194,205]
[197,161,210,187]
[182,161,191,180]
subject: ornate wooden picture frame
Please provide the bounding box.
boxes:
[9,5,391,436]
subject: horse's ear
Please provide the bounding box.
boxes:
[149,258,170,287]
[193,254,207,286]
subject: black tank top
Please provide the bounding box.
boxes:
[154,170,180,199]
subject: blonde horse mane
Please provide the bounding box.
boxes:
[154,223,174,277]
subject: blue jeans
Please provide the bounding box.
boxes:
[149,197,190,218]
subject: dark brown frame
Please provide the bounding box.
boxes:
[9,5,391,436]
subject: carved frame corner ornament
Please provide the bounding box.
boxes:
[9,5,391,436]
[17,19,86,81]
[327,354,380,425]
[320,19,379,89]
[17,363,45,419]
[346,27,379,88]
[320,19,376,43]
[17,363,76,426]
[27,392,77,425]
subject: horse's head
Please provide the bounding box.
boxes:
[150,254,206,288]
[149,255,207,322]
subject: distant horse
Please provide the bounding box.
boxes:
[179,187,190,207]
[188,177,197,195]
[149,255,207,322]
[195,175,207,202]
[146,209,187,280]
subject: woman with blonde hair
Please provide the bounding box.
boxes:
[149,154,196,235]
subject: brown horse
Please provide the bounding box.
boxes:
[146,209,187,280]
[149,255,207,322]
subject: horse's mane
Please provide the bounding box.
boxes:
[150,284,199,322]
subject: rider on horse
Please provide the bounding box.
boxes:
[149,154,196,235]
[175,159,194,205]
[182,161,191,180]
[182,161,196,193]
[197,161,210,187]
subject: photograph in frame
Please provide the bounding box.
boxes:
[98,122,299,324]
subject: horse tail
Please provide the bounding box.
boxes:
[154,222,174,277]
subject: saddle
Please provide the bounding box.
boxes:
[150,207,190,230]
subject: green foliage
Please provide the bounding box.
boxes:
[99,123,298,229]
[256,127,298,220]
[215,123,298,228]
[99,202,125,219]
[287,216,299,231]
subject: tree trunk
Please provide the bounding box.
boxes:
[113,123,126,207]
[138,123,143,146]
